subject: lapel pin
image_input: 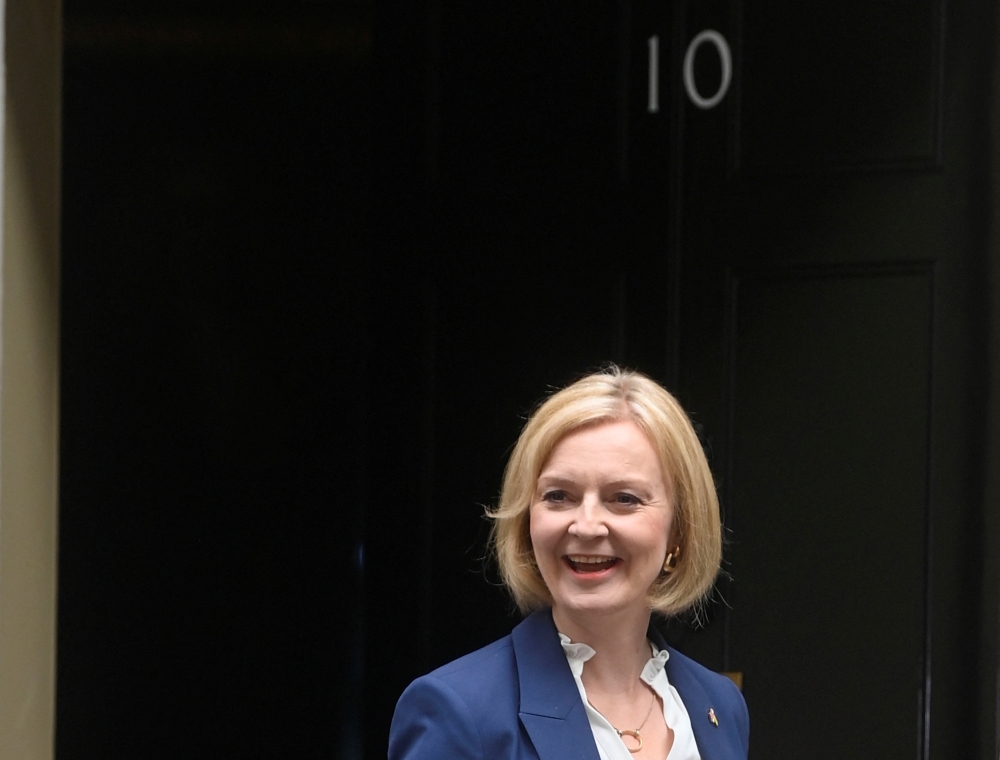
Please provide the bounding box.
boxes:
[708,708,719,727]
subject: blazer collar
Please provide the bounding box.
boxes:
[511,609,601,760]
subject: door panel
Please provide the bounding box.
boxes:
[736,0,944,172]
[728,264,932,758]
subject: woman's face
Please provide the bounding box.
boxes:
[529,419,674,626]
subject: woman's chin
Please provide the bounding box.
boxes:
[551,592,644,623]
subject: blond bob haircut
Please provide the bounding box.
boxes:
[489,367,722,619]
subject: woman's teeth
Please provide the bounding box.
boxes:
[565,555,618,573]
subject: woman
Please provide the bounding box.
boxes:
[389,368,749,760]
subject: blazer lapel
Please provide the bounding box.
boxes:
[649,626,736,760]
[512,609,601,760]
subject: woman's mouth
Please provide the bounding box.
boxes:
[564,555,620,573]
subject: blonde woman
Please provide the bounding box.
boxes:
[389,368,749,760]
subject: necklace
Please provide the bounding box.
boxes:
[587,686,658,754]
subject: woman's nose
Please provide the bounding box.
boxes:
[567,496,608,538]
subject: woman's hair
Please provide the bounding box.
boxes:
[488,366,722,619]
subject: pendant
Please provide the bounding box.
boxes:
[616,728,643,754]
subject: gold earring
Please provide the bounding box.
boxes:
[662,546,681,573]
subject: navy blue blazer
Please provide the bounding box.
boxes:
[389,609,749,760]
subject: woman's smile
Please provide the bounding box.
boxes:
[564,555,621,574]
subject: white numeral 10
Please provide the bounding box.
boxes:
[648,30,733,113]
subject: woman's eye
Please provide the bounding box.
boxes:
[543,490,568,503]
[613,493,640,506]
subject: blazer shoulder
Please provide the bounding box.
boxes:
[414,633,521,718]
[390,634,524,760]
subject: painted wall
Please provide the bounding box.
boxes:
[0,0,60,757]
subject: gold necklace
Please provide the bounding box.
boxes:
[587,686,658,754]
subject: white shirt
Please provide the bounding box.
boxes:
[559,634,702,760]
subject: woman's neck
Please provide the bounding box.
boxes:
[552,606,653,694]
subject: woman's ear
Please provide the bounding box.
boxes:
[666,523,682,553]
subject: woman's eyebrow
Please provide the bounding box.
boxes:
[603,478,655,492]
[535,474,579,487]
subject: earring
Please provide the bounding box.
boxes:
[662,546,681,573]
